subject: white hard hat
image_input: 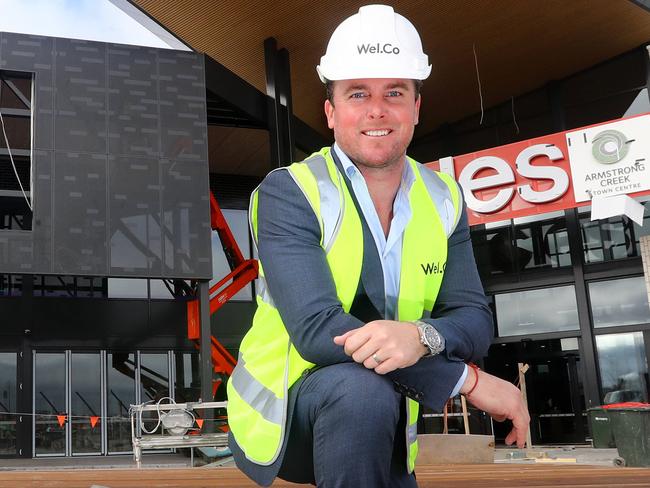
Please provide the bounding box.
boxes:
[317,4,431,83]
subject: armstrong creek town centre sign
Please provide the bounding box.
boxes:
[427,113,650,226]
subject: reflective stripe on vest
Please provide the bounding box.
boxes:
[228,147,461,470]
[230,354,284,425]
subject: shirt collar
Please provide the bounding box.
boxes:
[332,142,415,189]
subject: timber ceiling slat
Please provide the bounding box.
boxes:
[134,0,650,140]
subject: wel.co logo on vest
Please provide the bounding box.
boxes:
[426,113,650,225]
[421,261,446,275]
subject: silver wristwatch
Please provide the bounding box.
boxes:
[414,320,445,356]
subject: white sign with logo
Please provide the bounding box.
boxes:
[566,114,650,203]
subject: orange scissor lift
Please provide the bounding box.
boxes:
[186,192,258,422]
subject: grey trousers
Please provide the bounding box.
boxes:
[276,362,417,487]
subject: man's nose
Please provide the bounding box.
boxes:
[366,98,386,119]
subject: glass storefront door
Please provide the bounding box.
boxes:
[33,352,66,456]
[70,353,102,455]
[596,332,649,404]
[0,352,18,456]
[33,349,175,456]
[106,352,136,453]
[486,338,587,445]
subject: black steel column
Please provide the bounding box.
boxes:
[565,194,601,409]
[264,37,295,167]
[17,275,33,457]
[198,280,214,432]
[549,81,601,409]
[278,47,295,163]
[265,37,282,167]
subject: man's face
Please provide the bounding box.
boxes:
[324,78,421,171]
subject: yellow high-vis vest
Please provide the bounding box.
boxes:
[227,147,462,472]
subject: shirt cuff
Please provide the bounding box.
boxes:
[450,363,468,397]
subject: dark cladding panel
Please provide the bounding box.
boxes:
[32,150,53,272]
[108,156,162,276]
[0,231,33,273]
[0,33,55,150]
[54,38,107,154]
[161,159,211,278]
[158,51,207,162]
[0,33,211,279]
[108,45,159,158]
[52,152,107,275]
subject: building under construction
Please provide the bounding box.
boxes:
[0,0,649,460]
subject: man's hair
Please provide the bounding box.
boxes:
[325,79,423,105]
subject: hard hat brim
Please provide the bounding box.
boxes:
[317,62,431,83]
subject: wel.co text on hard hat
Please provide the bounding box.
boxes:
[426,112,650,226]
[356,43,401,55]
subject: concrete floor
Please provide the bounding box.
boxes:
[0,446,623,471]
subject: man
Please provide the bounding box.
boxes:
[227,5,529,487]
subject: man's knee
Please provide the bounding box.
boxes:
[316,363,401,421]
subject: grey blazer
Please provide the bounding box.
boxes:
[230,149,493,485]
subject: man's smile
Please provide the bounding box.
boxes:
[362,129,392,137]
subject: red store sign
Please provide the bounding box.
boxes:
[426,113,650,226]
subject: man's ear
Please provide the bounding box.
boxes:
[324,99,335,130]
[414,95,421,126]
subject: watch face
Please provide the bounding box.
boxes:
[424,326,443,353]
[424,327,438,347]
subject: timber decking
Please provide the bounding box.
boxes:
[0,464,648,487]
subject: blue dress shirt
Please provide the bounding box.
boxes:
[333,143,468,396]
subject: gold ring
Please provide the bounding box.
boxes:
[372,353,383,364]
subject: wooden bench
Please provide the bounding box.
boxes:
[1,464,649,487]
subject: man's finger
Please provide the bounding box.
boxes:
[505,426,527,449]
[352,340,381,365]
[504,428,517,446]
[511,412,530,448]
[333,330,356,345]
[373,357,398,375]
[342,331,371,356]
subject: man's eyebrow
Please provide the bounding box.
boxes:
[386,82,411,90]
[343,84,368,93]
[342,82,412,94]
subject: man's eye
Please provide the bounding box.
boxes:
[387,90,402,97]
[350,92,366,99]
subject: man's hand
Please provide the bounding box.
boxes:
[333,320,428,374]
[461,368,530,448]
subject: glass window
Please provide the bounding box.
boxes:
[106,352,136,453]
[174,352,200,403]
[139,352,170,433]
[70,353,101,454]
[0,71,33,231]
[0,274,22,296]
[471,213,571,279]
[0,352,17,455]
[33,275,106,298]
[485,339,586,444]
[211,209,252,301]
[108,278,148,299]
[589,277,650,328]
[596,332,648,405]
[495,286,580,337]
[139,352,170,403]
[149,280,173,299]
[580,199,650,264]
[34,352,66,456]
